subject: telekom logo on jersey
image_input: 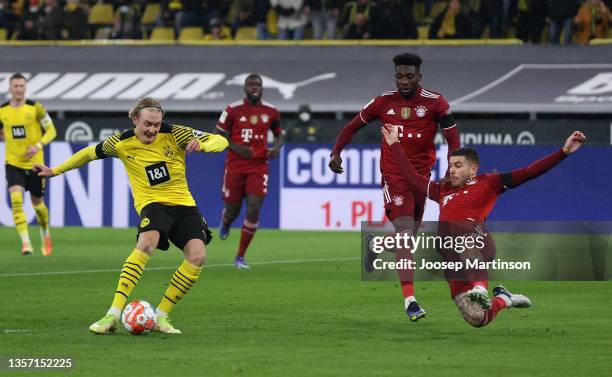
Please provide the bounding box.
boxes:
[241,129,253,143]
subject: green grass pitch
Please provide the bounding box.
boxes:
[1,227,611,377]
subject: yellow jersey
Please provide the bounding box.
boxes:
[52,122,228,214]
[0,99,57,169]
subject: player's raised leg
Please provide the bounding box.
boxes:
[393,215,426,322]
[235,194,264,269]
[219,170,244,240]
[220,202,241,240]
[89,232,156,334]
[31,194,52,256]
[453,282,531,328]
[155,239,206,334]
[9,186,32,255]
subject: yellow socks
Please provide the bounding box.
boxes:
[10,191,31,246]
[33,202,50,237]
[108,249,150,317]
[157,260,202,316]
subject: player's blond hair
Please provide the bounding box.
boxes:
[128,97,164,119]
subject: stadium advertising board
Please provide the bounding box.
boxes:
[279,144,612,230]
[0,46,611,113]
[1,143,610,229]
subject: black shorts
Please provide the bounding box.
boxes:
[137,203,212,251]
[5,164,45,197]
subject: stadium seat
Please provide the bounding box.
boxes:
[235,27,257,41]
[179,27,203,41]
[141,3,161,25]
[88,3,114,38]
[418,25,429,40]
[150,27,175,41]
[0,28,7,41]
[141,3,161,37]
[88,3,114,26]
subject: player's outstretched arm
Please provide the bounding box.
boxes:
[266,123,284,159]
[329,114,368,174]
[26,104,57,159]
[381,125,441,201]
[214,127,253,158]
[495,131,586,191]
[33,145,99,177]
[185,132,229,154]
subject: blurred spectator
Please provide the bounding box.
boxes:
[469,0,505,38]
[428,0,470,39]
[516,0,548,43]
[204,17,228,39]
[176,0,205,31]
[370,0,417,39]
[270,0,307,40]
[341,0,370,36]
[202,0,228,31]
[63,0,88,40]
[1,0,19,38]
[304,0,342,39]
[253,0,270,39]
[112,0,142,39]
[285,104,320,143]
[158,0,181,28]
[16,16,38,39]
[574,0,611,44]
[343,11,369,38]
[230,0,271,39]
[39,0,63,40]
[549,0,580,45]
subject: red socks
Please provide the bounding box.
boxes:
[481,296,507,327]
[237,221,258,257]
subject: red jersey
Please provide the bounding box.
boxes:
[387,143,568,223]
[216,99,281,173]
[435,175,505,222]
[337,87,453,176]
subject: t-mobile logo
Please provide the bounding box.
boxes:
[241,128,253,142]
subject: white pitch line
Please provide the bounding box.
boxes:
[3,329,33,333]
[451,64,525,105]
[0,257,360,278]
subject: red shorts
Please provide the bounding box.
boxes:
[381,173,427,222]
[222,169,269,203]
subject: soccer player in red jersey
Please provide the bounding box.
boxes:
[216,74,283,269]
[329,53,461,321]
[382,125,586,327]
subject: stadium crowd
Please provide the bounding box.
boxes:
[0,0,610,44]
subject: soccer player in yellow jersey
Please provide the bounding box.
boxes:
[0,73,56,256]
[35,98,228,334]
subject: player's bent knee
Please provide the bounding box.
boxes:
[183,239,206,266]
[455,293,485,327]
[137,231,160,254]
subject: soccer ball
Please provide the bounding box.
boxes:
[121,300,157,335]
